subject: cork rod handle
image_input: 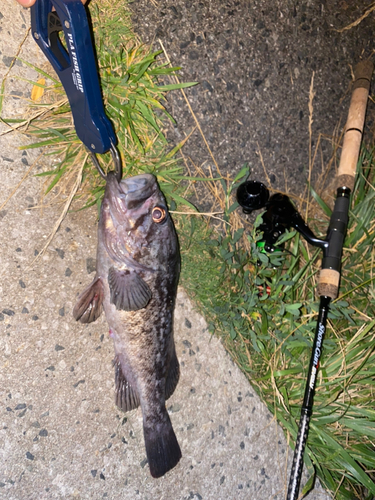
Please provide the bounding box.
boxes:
[336,60,373,190]
[317,60,373,299]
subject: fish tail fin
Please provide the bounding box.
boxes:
[143,414,181,478]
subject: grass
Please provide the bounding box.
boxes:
[179,148,375,500]
[2,1,375,498]
[1,0,196,214]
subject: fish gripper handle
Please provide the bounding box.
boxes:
[31,0,117,154]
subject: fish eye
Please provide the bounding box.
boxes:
[152,206,167,224]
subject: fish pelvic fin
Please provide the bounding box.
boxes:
[114,355,140,412]
[165,350,180,401]
[143,413,181,478]
[108,266,152,311]
[73,277,104,324]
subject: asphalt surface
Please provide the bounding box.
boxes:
[130,0,375,205]
[2,0,374,499]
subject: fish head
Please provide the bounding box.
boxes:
[100,172,178,271]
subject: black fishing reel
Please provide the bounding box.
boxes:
[236,179,322,252]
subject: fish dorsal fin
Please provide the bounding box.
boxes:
[73,277,104,324]
[108,267,152,311]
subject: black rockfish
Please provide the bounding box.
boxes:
[73,172,181,478]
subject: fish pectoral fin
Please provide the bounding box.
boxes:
[73,277,104,324]
[114,355,140,412]
[108,266,152,311]
[165,350,180,401]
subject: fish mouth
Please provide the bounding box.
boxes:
[107,172,157,210]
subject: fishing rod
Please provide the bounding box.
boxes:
[286,60,373,500]
[237,60,373,499]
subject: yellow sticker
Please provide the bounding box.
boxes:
[31,78,46,101]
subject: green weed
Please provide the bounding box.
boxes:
[180,149,375,499]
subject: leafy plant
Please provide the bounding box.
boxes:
[180,149,375,500]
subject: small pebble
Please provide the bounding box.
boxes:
[2,309,15,317]
[26,452,34,461]
[168,403,181,413]
[73,379,85,388]
[55,248,65,259]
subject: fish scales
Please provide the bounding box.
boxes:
[73,172,181,478]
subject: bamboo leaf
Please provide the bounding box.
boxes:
[15,57,61,84]
[156,82,198,91]
[309,184,332,217]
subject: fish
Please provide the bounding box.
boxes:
[73,172,181,478]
